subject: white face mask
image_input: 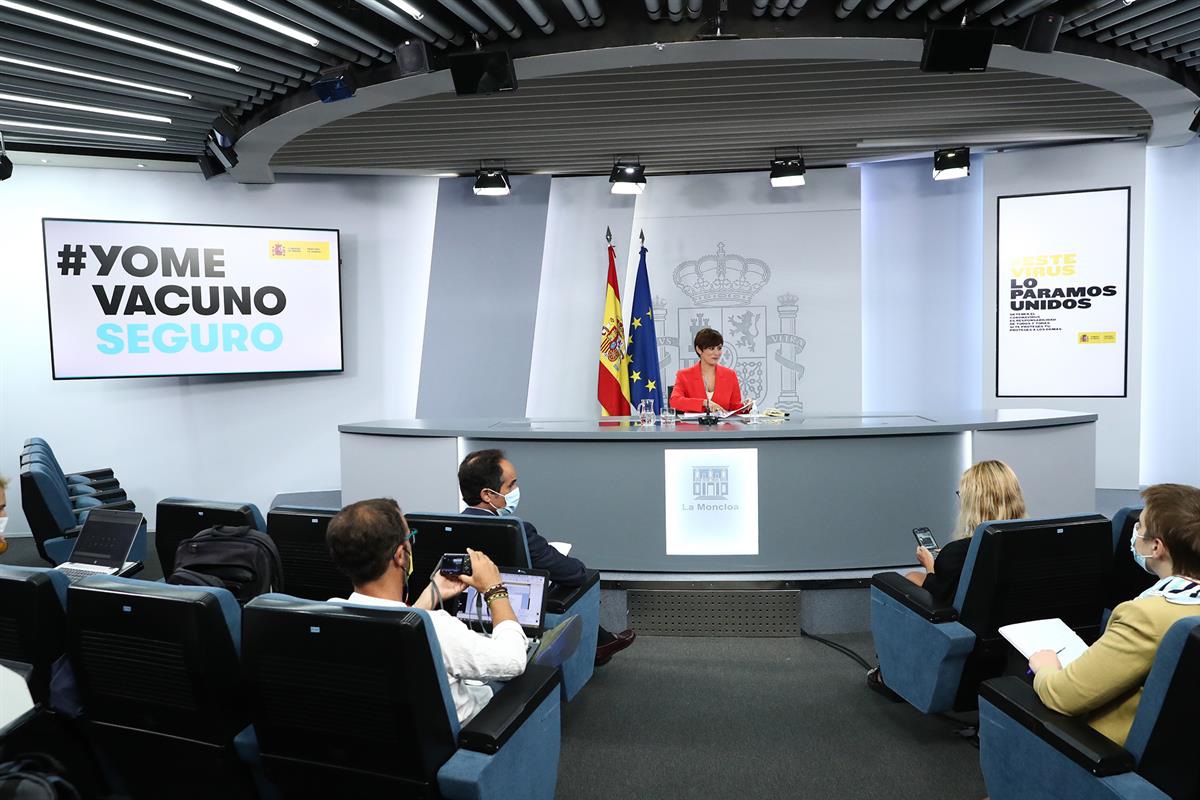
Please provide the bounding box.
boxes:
[0,517,7,536]
[487,485,520,516]
[1130,523,1156,575]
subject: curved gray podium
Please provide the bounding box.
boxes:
[338,410,1096,574]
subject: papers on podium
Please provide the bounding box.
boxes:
[998,618,1090,667]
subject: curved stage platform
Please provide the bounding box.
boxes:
[339,410,1096,576]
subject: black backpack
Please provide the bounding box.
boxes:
[0,753,81,800]
[167,524,283,603]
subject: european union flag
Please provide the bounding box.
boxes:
[627,246,664,414]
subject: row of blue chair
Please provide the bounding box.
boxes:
[870,508,1198,799]
[0,567,562,800]
[19,438,146,565]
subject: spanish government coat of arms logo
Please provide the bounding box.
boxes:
[655,242,806,412]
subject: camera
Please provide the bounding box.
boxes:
[438,553,472,577]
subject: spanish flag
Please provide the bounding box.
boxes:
[597,243,631,416]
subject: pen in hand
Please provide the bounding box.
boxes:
[1025,647,1066,677]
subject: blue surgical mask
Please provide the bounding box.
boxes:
[1130,524,1155,575]
[488,485,520,516]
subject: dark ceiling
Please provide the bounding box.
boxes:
[0,0,1193,169]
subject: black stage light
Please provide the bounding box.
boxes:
[311,64,357,103]
[473,167,511,196]
[770,156,806,188]
[197,152,226,180]
[610,159,646,195]
[933,147,970,180]
[921,26,995,72]
[0,152,12,181]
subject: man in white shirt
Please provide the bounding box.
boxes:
[326,498,529,725]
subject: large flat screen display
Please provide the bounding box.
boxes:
[43,219,342,379]
[996,188,1129,397]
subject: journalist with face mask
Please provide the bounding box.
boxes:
[458,449,636,666]
[1027,483,1200,746]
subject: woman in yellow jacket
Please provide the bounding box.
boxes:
[1028,483,1200,746]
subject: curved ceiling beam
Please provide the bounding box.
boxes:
[229,36,1200,183]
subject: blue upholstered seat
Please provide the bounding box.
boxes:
[242,593,562,800]
[0,565,69,705]
[154,497,266,576]
[1106,507,1157,625]
[870,513,1113,714]
[66,575,258,799]
[19,462,145,566]
[979,616,1200,800]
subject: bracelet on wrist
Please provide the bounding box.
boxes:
[483,583,507,603]
[485,591,509,606]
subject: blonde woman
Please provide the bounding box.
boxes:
[905,460,1027,605]
[869,460,1028,698]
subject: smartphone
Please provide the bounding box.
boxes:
[912,527,940,556]
[438,553,472,577]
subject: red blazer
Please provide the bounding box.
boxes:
[669,363,743,414]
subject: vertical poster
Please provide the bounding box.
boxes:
[996,188,1129,397]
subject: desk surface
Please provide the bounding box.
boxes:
[340,409,1096,440]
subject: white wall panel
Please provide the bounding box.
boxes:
[0,168,438,532]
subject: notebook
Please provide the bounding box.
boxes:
[998,618,1089,667]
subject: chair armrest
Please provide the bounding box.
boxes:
[980,677,1135,777]
[73,468,115,480]
[457,664,560,755]
[546,570,600,615]
[62,525,84,541]
[86,488,127,503]
[871,571,958,623]
[73,500,135,519]
[84,477,121,491]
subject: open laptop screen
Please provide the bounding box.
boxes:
[456,568,548,636]
[69,509,143,567]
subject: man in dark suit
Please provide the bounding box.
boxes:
[458,449,635,666]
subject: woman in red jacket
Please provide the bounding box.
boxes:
[669,327,745,415]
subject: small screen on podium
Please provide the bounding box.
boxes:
[664,448,759,556]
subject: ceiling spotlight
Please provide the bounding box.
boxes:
[473,166,510,196]
[610,158,646,195]
[933,147,970,181]
[770,153,806,188]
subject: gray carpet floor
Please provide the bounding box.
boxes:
[558,635,985,800]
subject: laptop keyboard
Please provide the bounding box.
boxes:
[58,566,109,583]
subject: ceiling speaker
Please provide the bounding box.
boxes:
[449,50,517,95]
[1019,12,1063,53]
[920,26,996,73]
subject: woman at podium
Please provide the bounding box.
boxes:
[669,327,744,415]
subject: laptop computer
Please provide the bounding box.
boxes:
[456,567,550,656]
[55,508,143,583]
